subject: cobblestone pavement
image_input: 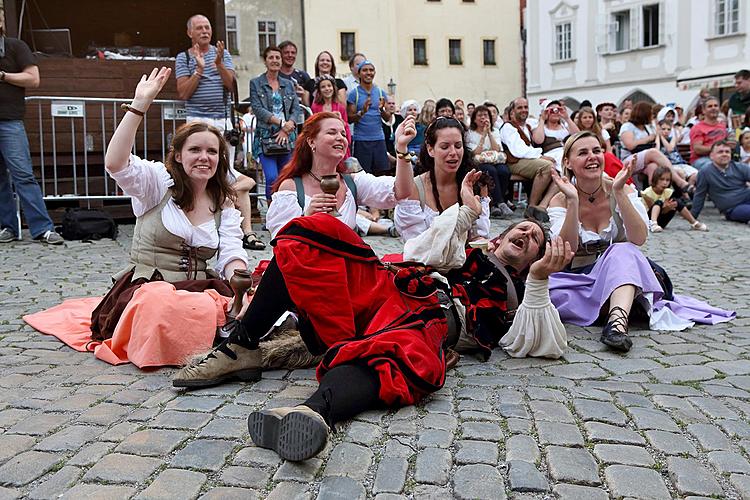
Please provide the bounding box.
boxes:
[0,206,748,499]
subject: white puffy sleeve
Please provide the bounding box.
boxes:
[395,199,429,242]
[107,155,173,216]
[215,206,249,278]
[617,191,649,240]
[353,173,398,209]
[469,197,491,240]
[548,206,571,238]
[500,277,567,358]
[266,190,304,239]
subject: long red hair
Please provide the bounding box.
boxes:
[272,112,347,192]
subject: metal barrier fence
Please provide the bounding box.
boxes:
[25,96,189,203]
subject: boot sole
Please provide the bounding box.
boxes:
[600,335,633,353]
[248,410,328,461]
[172,368,262,388]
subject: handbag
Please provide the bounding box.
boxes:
[261,137,292,156]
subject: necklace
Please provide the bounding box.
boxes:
[308,171,322,182]
[576,182,603,203]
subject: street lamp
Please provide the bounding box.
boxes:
[387,78,397,96]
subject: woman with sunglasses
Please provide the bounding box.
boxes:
[395,116,491,242]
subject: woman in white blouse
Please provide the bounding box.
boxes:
[395,117,491,242]
[265,111,415,239]
[91,67,249,361]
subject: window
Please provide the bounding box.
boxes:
[448,39,462,65]
[340,32,356,61]
[642,4,659,47]
[555,22,572,60]
[413,38,428,66]
[257,21,277,57]
[611,10,630,52]
[483,39,496,65]
[715,0,740,35]
[226,15,239,54]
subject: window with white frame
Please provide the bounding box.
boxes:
[611,10,631,52]
[226,14,239,54]
[715,0,740,35]
[642,4,659,47]
[555,22,573,60]
[257,21,277,57]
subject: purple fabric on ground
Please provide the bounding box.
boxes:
[549,242,734,328]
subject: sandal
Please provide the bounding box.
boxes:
[242,232,266,251]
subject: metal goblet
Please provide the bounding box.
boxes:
[319,174,341,217]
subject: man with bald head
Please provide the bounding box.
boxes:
[175,14,235,126]
[500,97,555,216]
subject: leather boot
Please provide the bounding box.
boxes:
[600,306,632,353]
[173,338,261,388]
[248,405,329,461]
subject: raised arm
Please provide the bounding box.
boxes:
[531,113,546,144]
[105,67,172,174]
[612,157,648,245]
[393,116,418,200]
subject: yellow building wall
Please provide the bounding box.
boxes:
[303,0,522,107]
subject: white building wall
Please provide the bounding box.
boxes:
[526,0,750,116]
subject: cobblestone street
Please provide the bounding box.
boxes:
[0,207,748,499]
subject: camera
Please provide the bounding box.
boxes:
[549,107,561,114]
[224,128,241,147]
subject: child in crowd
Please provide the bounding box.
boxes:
[641,166,708,233]
[655,119,699,185]
[739,128,750,164]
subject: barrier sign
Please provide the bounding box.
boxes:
[162,105,187,120]
[51,101,85,118]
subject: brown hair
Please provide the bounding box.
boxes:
[574,107,602,137]
[650,165,672,187]
[263,45,282,60]
[489,219,549,264]
[313,75,337,105]
[313,50,337,77]
[165,122,235,213]
[630,102,653,127]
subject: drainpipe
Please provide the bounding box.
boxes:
[300,0,307,71]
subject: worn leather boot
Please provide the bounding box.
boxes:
[600,306,632,353]
[172,337,261,388]
[248,405,329,461]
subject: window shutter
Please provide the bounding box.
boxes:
[658,1,666,45]
[596,12,610,53]
[631,7,640,49]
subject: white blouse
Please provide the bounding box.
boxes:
[548,191,648,244]
[265,172,398,239]
[108,155,248,277]
[395,197,491,243]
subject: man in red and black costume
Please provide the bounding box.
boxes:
[173,187,572,462]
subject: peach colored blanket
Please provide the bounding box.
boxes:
[24,281,232,368]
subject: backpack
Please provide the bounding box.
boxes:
[58,208,118,241]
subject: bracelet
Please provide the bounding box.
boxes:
[396,150,415,161]
[0,71,5,82]
[120,103,146,116]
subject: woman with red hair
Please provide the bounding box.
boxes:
[264,112,415,238]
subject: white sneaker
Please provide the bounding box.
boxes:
[0,228,16,243]
[649,221,663,233]
[690,221,708,231]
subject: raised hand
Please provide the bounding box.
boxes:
[395,116,417,152]
[132,67,172,109]
[192,43,205,71]
[528,237,574,280]
[613,156,635,192]
[215,41,225,67]
[550,168,578,202]
[459,169,483,215]
[362,97,372,115]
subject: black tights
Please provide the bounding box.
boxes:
[304,364,383,426]
[237,258,294,348]
[237,258,385,424]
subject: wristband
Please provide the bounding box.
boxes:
[120,103,146,116]
[396,150,415,161]
[0,71,5,82]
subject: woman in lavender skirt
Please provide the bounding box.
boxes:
[546,131,734,353]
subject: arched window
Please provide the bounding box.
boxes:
[561,96,580,110]
[620,90,655,107]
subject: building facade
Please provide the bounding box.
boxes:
[302,0,523,107]
[525,0,749,115]
[224,0,305,98]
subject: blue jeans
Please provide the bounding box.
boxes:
[692,157,713,170]
[0,120,54,238]
[726,203,750,223]
[258,152,292,200]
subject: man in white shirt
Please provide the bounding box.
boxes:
[500,97,555,212]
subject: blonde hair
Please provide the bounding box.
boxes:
[561,130,604,178]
